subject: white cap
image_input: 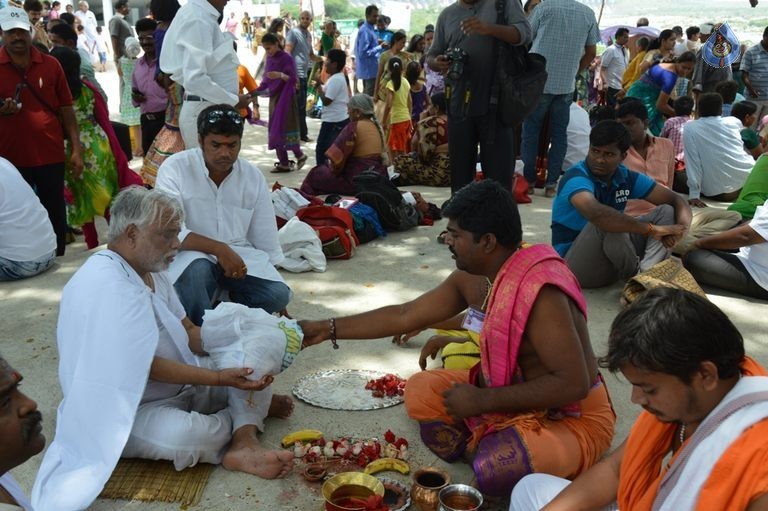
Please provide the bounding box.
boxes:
[700,23,715,35]
[0,6,32,32]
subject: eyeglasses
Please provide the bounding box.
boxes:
[204,109,243,125]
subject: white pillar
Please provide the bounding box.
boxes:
[101,0,113,25]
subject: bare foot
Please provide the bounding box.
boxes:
[222,426,294,479]
[268,394,294,419]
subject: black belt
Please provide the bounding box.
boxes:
[184,95,207,102]
[141,111,166,121]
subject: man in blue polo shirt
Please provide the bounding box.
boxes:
[551,120,692,288]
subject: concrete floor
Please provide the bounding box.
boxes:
[2,48,767,510]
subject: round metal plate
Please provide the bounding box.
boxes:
[292,369,405,410]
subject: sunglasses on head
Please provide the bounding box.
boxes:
[205,109,243,125]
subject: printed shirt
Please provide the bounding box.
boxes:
[660,115,690,163]
[551,160,656,256]
[529,0,600,95]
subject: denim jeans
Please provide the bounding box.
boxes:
[521,93,573,189]
[315,118,349,166]
[173,258,291,325]
[0,251,55,281]
[297,76,309,139]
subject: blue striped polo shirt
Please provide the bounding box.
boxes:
[742,42,768,99]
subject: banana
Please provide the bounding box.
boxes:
[281,429,324,447]
[364,457,410,475]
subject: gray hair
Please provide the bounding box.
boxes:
[107,186,184,244]
[349,93,389,165]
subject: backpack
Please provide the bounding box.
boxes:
[295,205,359,260]
[352,169,421,232]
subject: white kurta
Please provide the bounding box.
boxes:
[0,473,31,510]
[31,251,159,511]
[155,149,286,285]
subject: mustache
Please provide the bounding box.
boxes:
[22,411,42,444]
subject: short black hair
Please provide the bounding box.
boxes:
[676,51,697,64]
[589,104,616,125]
[52,0,60,6]
[50,45,82,98]
[135,17,157,33]
[686,26,700,39]
[600,288,744,383]
[326,48,346,72]
[262,32,279,46]
[636,36,650,51]
[590,120,631,152]
[715,80,739,104]
[672,25,683,36]
[442,180,522,249]
[24,0,43,11]
[50,22,77,44]
[698,92,723,117]
[617,98,648,121]
[59,11,75,25]
[149,0,180,23]
[764,25,768,39]
[673,95,694,116]
[365,4,378,16]
[615,27,629,38]
[731,101,758,123]
[114,0,128,9]
[197,104,244,138]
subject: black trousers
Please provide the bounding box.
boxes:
[297,76,308,139]
[447,111,515,194]
[18,162,67,256]
[140,111,166,155]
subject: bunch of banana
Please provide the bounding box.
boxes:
[364,457,410,475]
[280,429,324,447]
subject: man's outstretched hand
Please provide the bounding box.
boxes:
[297,320,328,348]
[218,368,273,390]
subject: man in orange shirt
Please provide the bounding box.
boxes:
[511,288,768,511]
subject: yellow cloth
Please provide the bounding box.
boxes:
[622,50,647,90]
[435,329,481,370]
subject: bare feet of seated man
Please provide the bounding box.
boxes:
[268,394,295,419]
[222,425,294,479]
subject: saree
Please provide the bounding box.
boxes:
[395,114,450,187]
[728,154,768,219]
[404,245,615,496]
[618,357,768,511]
[142,82,185,187]
[255,50,301,151]
[300,120,386,196]
[627,64,678,136]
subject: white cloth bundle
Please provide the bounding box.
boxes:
[276,216,327,273]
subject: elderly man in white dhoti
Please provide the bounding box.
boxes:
[31,187,294,511]
[155,104,291,326]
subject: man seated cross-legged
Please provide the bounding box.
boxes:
[511,288,768,511]
[300,181,616,496]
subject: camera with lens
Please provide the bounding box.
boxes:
[445,47,468,82]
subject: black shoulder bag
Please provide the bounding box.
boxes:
[490,0,548,129]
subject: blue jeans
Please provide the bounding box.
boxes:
[0,251,55,281]
[521,93,572,189]
[315,118,349,166]
[173,258,291,325]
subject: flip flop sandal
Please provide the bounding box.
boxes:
[295,153,308,170]
[271,162,293,173]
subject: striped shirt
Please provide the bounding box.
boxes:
[529,0,600,95]
[742,42,768,100]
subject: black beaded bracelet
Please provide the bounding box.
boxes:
[329,317,339,349]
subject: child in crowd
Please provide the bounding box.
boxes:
[715,80,741,117]
[120,37,143,157]
[732,101,766,159]
[406,60,430,126]
[661,95,694,193]
[381,56,412,158]
[94,26,108,72]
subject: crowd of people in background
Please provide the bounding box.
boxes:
[3,0,768,509]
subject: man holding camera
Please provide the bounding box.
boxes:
[426,0,531,194]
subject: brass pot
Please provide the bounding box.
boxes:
[410,467,451,511]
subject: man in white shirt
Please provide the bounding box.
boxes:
[0,157,56,281]
[312,48,350,165]
[683,93,752,207]
[32,187,294,511]
[598,28,629,107]
[159,0,252,148]
[156,104,291,326]
[561,102,590,173]
[73,0,97,51]
[0,354,44,511]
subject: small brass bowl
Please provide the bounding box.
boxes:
[322,472,385,511]
[302,463,327,482]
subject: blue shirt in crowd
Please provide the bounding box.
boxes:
[551,160,657,256]
[354,21,383,80]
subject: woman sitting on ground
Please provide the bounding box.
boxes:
[685,197,768,300]
[394,92,450,187]
[626,51,696,135]
[300,94,388,196]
